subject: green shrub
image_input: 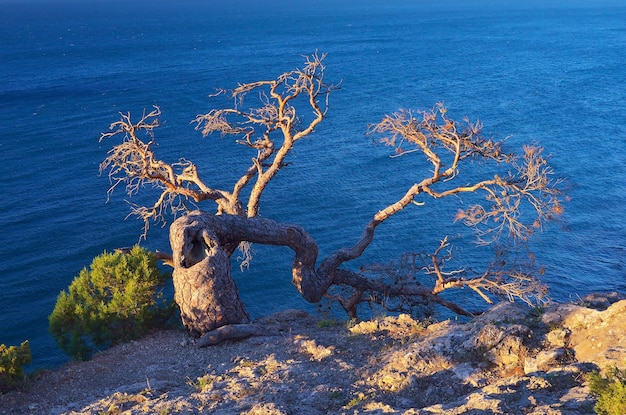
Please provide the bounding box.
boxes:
[588,366,626,415]
[49,246,176,360]
[0,340,32,392]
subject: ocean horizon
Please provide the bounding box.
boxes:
[1,0,624,371]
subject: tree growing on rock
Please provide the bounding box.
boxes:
[100,52,564,345]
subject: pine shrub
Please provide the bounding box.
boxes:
[49,246,176,360]
[0,340,32,392]
[588,366,626,415]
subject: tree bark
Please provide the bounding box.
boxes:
[196,324,273,347]
[169,211,328,337]
[169,218,249,337]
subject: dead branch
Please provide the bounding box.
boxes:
[316,103,562,318]
[329,103,562,265]
[99,106,243,237]
[345,235,549,320]
[329,268,476,317]
[101,53,339,241]
[194,51,340,218]
[196,324,277,347]
[154,250,174,268]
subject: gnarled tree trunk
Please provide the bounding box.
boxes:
[169,211,328,338]
[169,216,249,337]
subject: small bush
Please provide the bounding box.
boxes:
[49,246,176,360]
[588,366,626,415]
[0,340,32,392]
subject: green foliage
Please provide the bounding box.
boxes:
[49,246,176,360]
[0,340,32,392]
[187,374,215,392]
[588,367,626,415]
[317,319,338,328]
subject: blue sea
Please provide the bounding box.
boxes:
[1,0,624,371]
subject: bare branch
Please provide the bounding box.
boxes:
[329,268,476,318]
[99,106,240,237]
[341,237,548,319]
[366,104,564,243]
[318,103,563,317]
[452,146,564,244]
[194,51,340,218]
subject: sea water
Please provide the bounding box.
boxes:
[0,0,624,370]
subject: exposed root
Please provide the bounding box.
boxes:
[196,324,277,347]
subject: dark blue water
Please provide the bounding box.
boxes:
[1,0,625,370]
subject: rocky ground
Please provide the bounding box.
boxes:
[1,292,625,415]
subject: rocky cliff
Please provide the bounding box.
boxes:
[1,293,624,414]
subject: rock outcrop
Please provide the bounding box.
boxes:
[1,293,624,414]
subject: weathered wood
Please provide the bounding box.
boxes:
[169,211,329,337]
[196,324,273,347]
[170,215,250,337]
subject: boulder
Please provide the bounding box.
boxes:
[543,298,626,372]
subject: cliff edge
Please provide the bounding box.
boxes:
[1,293,624,414]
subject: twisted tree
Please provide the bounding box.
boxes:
[100,52,564,345]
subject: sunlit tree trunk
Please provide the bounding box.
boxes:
[169,218,249,337]
[169,212,328,336]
